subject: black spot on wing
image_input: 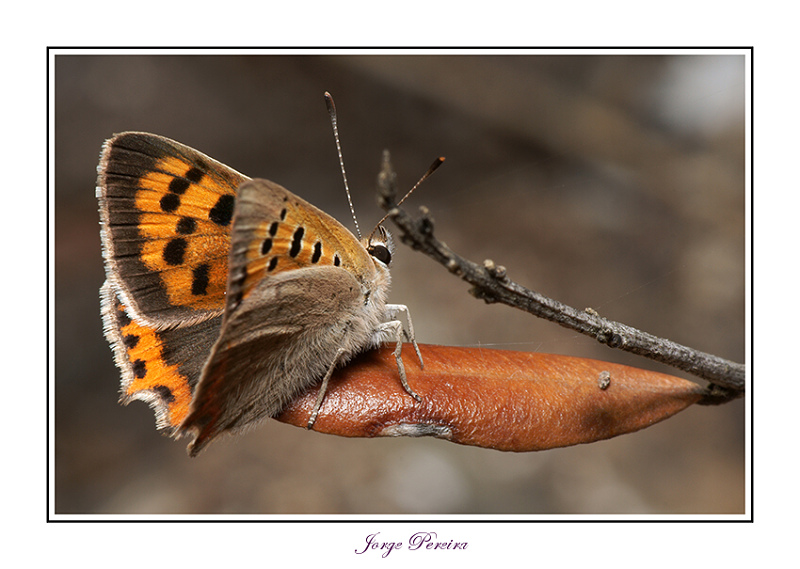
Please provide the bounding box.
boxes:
[192,263,210,295]
[209,194,235,226]
[163,238,187,265]
[290,227,304,257]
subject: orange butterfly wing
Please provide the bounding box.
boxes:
[98,132,248,328]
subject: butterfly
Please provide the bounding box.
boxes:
[98,112,424,456]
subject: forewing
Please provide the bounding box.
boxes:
[98,132,249,328]
[222,178,376,315]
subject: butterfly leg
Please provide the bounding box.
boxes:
[376,319,423,404]
[385,303,424,369]
[307,347,348,429]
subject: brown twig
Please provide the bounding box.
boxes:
[376,150,745,396]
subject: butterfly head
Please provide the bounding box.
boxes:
[365,225,394,268]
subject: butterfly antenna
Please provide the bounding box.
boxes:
[371,156,445,237]
[325,92,361,239]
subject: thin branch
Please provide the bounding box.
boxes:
[376,151,745,395]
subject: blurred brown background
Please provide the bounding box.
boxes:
[55,52,746,515]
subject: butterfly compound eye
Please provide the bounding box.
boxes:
[368,244,392,266]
